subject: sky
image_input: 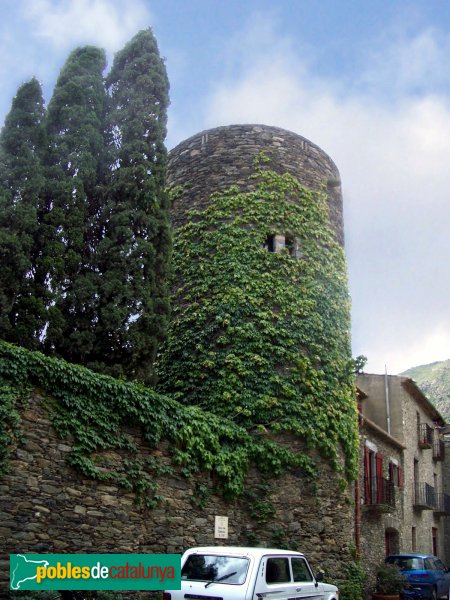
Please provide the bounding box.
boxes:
[0,0,449,375]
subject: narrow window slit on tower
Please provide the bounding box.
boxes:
[264,234,276,252]
[264,233,302,258]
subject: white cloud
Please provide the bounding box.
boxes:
[200,15,450,373]
[21,0,152,53]
[361,27,450,97]
[0,0,154,125]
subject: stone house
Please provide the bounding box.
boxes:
[443,435,450,565]
[357,373,449,571]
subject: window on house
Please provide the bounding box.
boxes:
[432,528,438,556]
[413,459,419,502]
[412,527,417,551]
[364,446,384,504]
[389,460,403,488]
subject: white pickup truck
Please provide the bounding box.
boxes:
[163,546,339,600]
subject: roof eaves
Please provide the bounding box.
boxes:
[359,414,406,450]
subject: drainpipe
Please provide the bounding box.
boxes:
[385,365,391,435]
[355,477,361,558]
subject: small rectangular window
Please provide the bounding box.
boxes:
[264,234,276,252]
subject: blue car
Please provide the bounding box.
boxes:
[386,554,450,600]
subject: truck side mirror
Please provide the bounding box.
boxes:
[316,572,324,582]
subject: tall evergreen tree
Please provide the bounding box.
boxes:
[41,46,107,362]
[94,28,171,383]
[0,78,46,348]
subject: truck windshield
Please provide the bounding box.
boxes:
[181,554,249,585]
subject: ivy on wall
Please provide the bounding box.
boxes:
[0,380,28,477]
[0,340,316,499]
[0,162,359,502]
[157,163,359,479]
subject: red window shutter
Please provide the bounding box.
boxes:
[376,453,383,503]
[376,453,383,476]
[398,465,403,488]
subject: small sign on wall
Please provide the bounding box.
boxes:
[214,516,229,539]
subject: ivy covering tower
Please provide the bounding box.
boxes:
[159,125,359,479]
[0,78,46,348]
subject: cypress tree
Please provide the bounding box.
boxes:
[42,46,107,362]
[0,78,46,348]
[94,28,171,383]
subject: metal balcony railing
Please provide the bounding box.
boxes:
[364,476,395,509]
[434,493,450,516]
[418,423,433,449]
[414,482,435,509]
[433,438,445,461]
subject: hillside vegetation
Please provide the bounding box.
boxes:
[401,359,450,421]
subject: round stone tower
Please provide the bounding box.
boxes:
[159,123,358,576]
[167,124,344,245]
[162,120,356,462]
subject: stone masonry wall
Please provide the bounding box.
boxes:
[443,440,450,562]
[358,423,404,578]
[167,124,344,245]
[1,390,355,595]
[357,375,448,564]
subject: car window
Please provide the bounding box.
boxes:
[387,557,424,571]
[434,560,446,571]
[181,554,249,584]
[292,558,313,582]
[266,558,291,584]
[425,559,435,571]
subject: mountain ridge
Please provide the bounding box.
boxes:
[400,359,450,422]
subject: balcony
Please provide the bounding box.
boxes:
[414,482,435,510]
[364,476,395,512]
[433,438,445,461]
[418,423,433,449]
[434,493,450,516]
